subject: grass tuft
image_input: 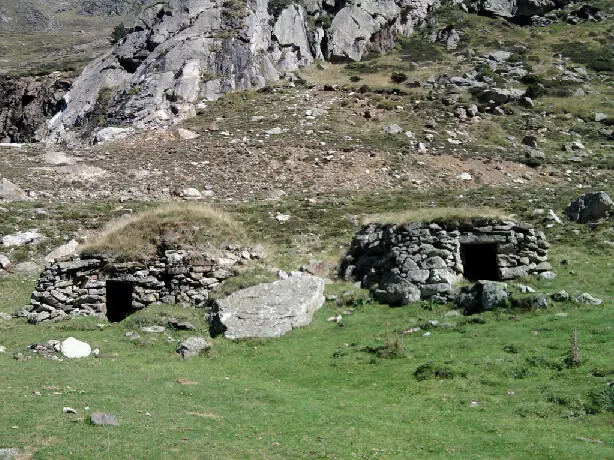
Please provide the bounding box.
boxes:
[363,207,512,225]
[81,202,252,261]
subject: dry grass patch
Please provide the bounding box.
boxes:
[363,207,513,225]
[81,202,251,261]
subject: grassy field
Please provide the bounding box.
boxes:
[1,188,614,459]
[0,272,613,459]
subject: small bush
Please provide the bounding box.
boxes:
[525,83,547,99]
[358,84,371,94]
[504,344,519,354]
[390,72,408,84]
[414,361,454,381]
[110,23,129,45]
[376,100,396,111]
[349,75,362,82]
[592,386,614,413]
[512,367,531,379]
[563,328,583,368]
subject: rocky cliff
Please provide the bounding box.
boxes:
[45,0,441,143]
[0,75,73,143]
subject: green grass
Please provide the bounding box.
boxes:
[1,186,614,457]
[81,203,252,262]
[1,270,613,458]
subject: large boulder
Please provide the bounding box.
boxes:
[565,191,613,223]
[0,178,26,201]
[456,281,509,315]
[177,336,211,358]
[466,0,572,20]
[60,337,92,359]
[209,275,325,339]
[45,239,79,262]
[373,271,421,306]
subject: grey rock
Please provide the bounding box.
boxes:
[0,448,21,459]
[382,124,403,135]
[140,326,165,333]
[574,292,603,305]
[434,26,460,49]
[124,331,141,340]
[0,254,11,271]
[566,191,613,223]
[0,312,11,321]
[168,318,197,330]
[456,281,508,315]
[513,294,549,309]
[90,412,120,426]
[1,230,44,247]
[469,0,572,19]
[374,273,421,306]
[595,113,608,123]
[177,336,210,358]
[551,290,570,302]
[94,127,134,144]
[210,275,325,339]
[538,271,557,280]
[478,88,524,105]
[0,178,26,201]
[45,240,79,261]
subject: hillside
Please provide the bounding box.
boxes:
[1,0,614,458]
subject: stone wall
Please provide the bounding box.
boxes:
[23,246,262,323]
[341,219,550,306]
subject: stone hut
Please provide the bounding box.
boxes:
[341,218,551,306]
[26,246,262,323]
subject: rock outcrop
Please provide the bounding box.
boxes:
[45,0,440,143]
[209,275,326,339]
[566,191,613,223]
[0,74,72,143]
[464,0,572,22]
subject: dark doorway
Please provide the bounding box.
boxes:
[106,280,134,322]
[460,243,499,281]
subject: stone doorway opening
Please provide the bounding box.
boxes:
[460,243,499,281]
[105,280,134,322]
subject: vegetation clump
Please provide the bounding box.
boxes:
[110,23,129,45]
[414,361,454,381]
[363,207,511,225]
[82,203,251,261]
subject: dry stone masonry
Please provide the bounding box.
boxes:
[25,246,262,323]
[341,218,550,306]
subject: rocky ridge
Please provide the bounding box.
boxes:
[45,0,442,143]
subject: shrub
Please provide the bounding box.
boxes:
[358,84,371,94]
[376,100,396,111]
[390,72,408,84]
[525,83,547,99]
[563,328,583,368]
[396,37,443,63]
[414,361,454,381]
[81,203,252,262]
[110,23,128,45]
[349,75,362,82]
[592,386,614,413]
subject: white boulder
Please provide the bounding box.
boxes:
[60,337,92,359]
